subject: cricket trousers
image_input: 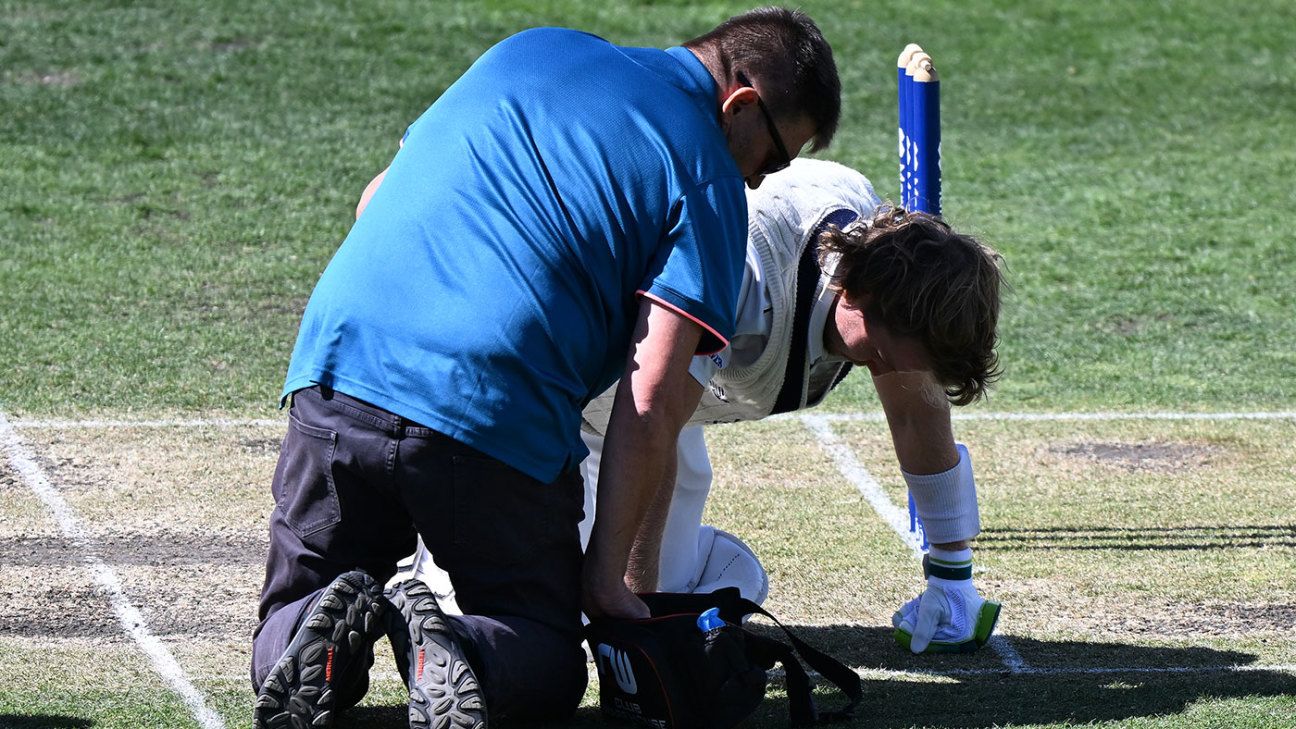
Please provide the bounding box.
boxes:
[251,385,588,720]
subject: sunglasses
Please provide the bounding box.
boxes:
[736,71,791,176]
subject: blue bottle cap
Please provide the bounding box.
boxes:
[697,607,725,632]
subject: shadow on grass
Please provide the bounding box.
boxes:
[767,625,1296,728]
[330,625,1294,728]
[0,716,94,728]
[976,523,1296,551]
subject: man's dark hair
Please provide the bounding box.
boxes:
[819,207,1005,405]
[685,6,840,151]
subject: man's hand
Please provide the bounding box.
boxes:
[892,549,1001,654]
[582,560,650,620]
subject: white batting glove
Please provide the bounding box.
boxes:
[892,548,1001,654]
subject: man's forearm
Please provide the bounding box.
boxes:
[625,455,678,592]
[874,370,957,474]
[581,298,704,618]
[875,370,979,545]
[587,400,678,582]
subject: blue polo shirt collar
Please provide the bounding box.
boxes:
[665,46,720,121]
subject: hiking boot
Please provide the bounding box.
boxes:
[254,570,387,728]
[385,578,488,729]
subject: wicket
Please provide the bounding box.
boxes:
[898,43,942,217]
[899,43,942,549]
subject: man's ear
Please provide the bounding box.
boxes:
[720,85,759,117]
[840,291,872,313]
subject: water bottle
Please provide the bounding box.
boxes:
[697,607,725,634]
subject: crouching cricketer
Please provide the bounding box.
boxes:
[405,158,1005,654]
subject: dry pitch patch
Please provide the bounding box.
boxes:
[2,416,1295,728]
[0,421,596,729]
[710,417,1296,728]
[829,418,1296,667]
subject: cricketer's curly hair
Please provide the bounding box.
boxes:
[818,206,1005,405]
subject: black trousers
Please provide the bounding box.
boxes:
[251,385,588,720]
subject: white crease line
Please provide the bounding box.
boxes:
[800,415,925,558]
[0,411,227,729]
[888,662,1296,678]
[778,663,1296,682]
[800,414,1031,675]
[780,410,1296,423]
[985,635,1028,672]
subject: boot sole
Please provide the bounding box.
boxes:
[387,579,488,729]
[254,570,387,729]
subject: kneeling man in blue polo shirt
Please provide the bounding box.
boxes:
[251,8,841,729]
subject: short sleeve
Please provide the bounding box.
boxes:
[688,352,720,386]
[638,178,748,355]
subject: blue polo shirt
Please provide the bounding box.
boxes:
[283,28,747,482]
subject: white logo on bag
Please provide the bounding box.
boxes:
[597,644,638,695]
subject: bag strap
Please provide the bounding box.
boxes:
[743,630,817,726]
[639,587,751,624]
[742,601,863,723]
[639,589,863,723]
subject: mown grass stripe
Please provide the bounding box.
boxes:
[0,411,227,729]
[800,414,1032,674]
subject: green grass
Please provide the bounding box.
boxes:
[2,0,1295,415]
[2,1,1295,727]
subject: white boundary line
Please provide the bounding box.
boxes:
[0,411,227,729]
[800,414,1031,674]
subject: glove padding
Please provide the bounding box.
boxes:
[892,575,1001,654]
